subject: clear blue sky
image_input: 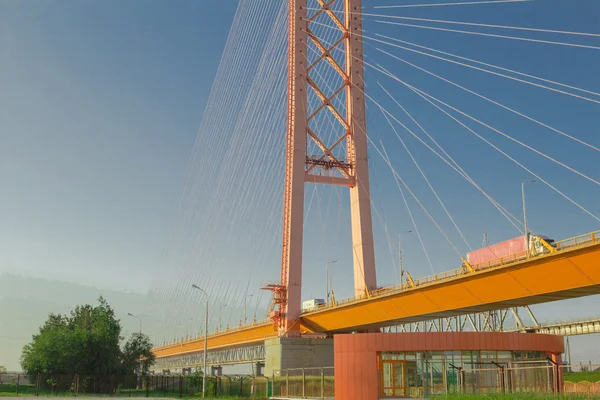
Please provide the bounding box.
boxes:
[1,0,600,366]
[1,0,238,291]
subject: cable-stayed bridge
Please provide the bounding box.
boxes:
[148,0,600,376]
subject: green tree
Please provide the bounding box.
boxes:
[20,297,148,377]
[122,333,155,376]
[0,365,7,384]
[20,315,74,375]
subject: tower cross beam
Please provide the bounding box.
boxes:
[307,36,346,72]
[306,28,347,77]
[306,83,346,122]
[306,77,349,128]
[315,0,346,30]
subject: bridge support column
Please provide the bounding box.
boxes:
[211,366,222,376]
[264,337,333,377]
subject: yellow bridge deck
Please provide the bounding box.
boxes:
[154,231,600,359]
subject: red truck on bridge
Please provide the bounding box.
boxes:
[466,233,556,269]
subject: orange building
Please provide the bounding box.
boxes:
[334,332,564,399]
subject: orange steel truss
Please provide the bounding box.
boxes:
[267,0,377,337]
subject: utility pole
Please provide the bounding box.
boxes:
[326,261,337,304]
[522,180,537,256]
[398,230,412,284]
[192,284,209,399]
[566,336,572,371]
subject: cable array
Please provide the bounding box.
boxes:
[148,0,600,344]
[147,0,289,344]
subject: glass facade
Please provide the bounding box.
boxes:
[380,350,551,398]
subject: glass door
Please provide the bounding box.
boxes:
[381,360,406,398]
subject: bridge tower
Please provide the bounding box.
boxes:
[265,0,376,337]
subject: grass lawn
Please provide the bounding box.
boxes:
[447,395,599,400]
[0,383,263,399]
[564,370,600,383]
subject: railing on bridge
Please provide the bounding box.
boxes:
[304,230,600,313]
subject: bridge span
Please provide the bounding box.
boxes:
[153,231,600,369]
[152,315,600,372]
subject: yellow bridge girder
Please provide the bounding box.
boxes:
[301,240,600,332]
[153,231,600,359]
[153,322,277,359]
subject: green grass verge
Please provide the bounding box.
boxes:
[446,395,600,400]
[0,383,265,399]
[564,370,600,383]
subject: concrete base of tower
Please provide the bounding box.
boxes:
[264,337,334,377]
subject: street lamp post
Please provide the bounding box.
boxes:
[398,230,413,284]
[218,304,227,332]
[243,295,253,325]
[192,284,209,399]
[127,313,143,388]
[522,180,537,256]
[326,261,337,305]
[127,313,141,335]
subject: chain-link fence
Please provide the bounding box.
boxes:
[271,367,334,399]
[0,372,268,398]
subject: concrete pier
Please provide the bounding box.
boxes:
[264,337,333,377]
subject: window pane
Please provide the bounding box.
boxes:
[394,363,404,388]
[383,362,392,388]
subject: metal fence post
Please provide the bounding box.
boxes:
[36,372,40,397]
[321,368,325,399]
[286,370,289,396]
[302,368,306,398]
[16,374,20,396]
